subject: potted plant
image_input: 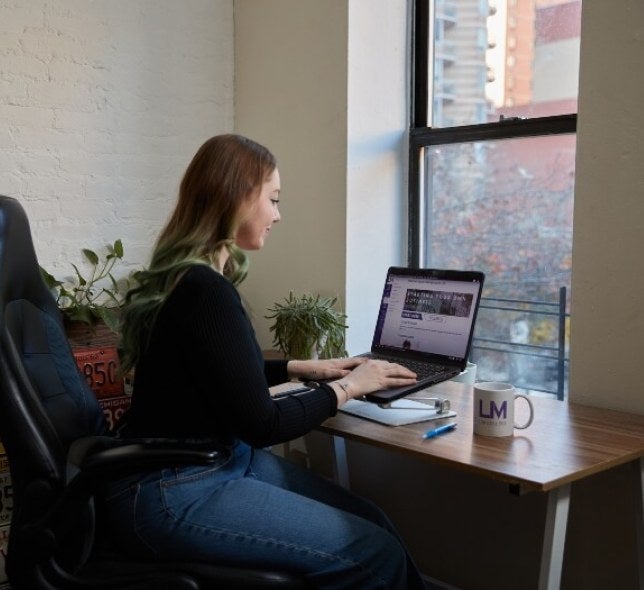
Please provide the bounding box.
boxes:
[266,292,348,359]
[40,240,143,408]
[40,239,142,346]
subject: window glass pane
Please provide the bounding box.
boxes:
[432,0,581,127]
[422,134,574,398]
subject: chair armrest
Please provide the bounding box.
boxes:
[68,435,229,477]
[20,436,230,560]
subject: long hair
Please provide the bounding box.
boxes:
[119,134,277,372]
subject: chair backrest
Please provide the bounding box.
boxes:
[0,195,108,586]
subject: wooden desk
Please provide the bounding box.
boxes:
[318,381,644,590]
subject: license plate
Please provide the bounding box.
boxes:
[0,524,10,583]
[0,470,12,527]
[73,346,124,399]
[99,395,132,431]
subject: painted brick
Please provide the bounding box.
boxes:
[1,0,234,274]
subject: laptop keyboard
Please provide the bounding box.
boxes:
[375,356,450,380]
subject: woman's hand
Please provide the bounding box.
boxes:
[287,357,365,382]
[328,360,417,405]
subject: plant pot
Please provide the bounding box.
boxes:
[64,319,119,349]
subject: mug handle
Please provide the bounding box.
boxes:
[513,394,534,429]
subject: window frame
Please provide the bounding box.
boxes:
[407,0,578,268]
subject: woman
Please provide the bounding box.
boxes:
[107,134,427,589]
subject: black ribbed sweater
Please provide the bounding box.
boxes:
[123,265,338,447]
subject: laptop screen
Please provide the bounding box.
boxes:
[371,267,484,363]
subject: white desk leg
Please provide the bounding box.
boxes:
[331,435,350,489]
[538,483,571,590]
[636,457,644,590]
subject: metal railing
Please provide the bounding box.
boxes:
[471,287,569,400]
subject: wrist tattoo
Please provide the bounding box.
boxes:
[337,381,350,404]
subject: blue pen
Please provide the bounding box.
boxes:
[422,422,457,439]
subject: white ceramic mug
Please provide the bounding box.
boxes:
[473,381,534,437]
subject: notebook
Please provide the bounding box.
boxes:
[358,267,485,405]
[340,398,457,426]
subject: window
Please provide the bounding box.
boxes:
[410,0,582,399]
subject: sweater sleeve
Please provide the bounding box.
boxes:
[264,359,289,386]
[165,267,337,447]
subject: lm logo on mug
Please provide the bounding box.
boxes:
[478,400,508,419]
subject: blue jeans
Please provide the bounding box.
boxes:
[103,441,427,589]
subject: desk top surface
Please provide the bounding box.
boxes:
[318,381,644,492]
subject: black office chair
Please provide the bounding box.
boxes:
[0,195,309,590]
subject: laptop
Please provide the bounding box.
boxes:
[359,266,485,405]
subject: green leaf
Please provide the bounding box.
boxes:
[102,288,120,305]
[96,307,121,333]
[113,239,124,258]
[108,273,119,292]
[39,266,63,289]
[68,305,95,325]
[82,249,99,266]
[71,263,87,287]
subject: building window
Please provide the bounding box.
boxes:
[410,0,582,399]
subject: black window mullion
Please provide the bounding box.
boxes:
[411,0,430,128]
[408,142,423,268]
[411,114,577,149]
[408,0,429,267]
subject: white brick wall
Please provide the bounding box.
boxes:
[0,0,234,277]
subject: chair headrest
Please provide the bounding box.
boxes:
[0,195,60,316]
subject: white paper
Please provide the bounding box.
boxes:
[340,399,457,426]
